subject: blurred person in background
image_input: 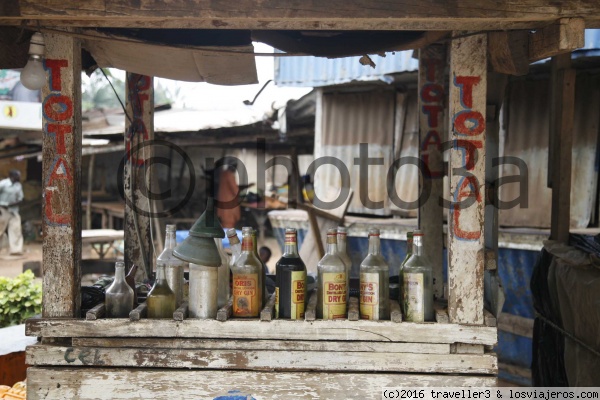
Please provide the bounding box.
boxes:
[216,161,241,229]
[0,170,24,255]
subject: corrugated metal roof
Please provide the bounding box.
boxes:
[274,50,418,87]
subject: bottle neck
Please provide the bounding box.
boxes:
[242,234,254,253]
[406,236,413,256]
[368,235,381,256]
[283,234,299,256]
[156,264,167,282]
[326,240,338,255]
[337,234,347,254]
[412,235,423,256]
[164,229,177,250]
[114,265,126,282]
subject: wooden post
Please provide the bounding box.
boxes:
[418,44,446,299]
[448,33,487,325]
[124,73,154,280]
[41,33,82,318]
[549,53,576,243]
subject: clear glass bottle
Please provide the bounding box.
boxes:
[275,228,306,320]
[359,228,390,320]
[402,230,434,322]
[147,263,176,318]
[157,224,186,307]
[317,228,347,320]
[105,261,134,318]
[215,237,231,308]
[252,229,268,306]
[227,228,242,265]
[231,227,264,317]
[337,226,352,301]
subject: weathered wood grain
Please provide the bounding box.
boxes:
[8,1,600,30]
[26,318,498,345]
[85,303,105,320]
[260,292,277,321]
[26,367,498,400]
[26,345,497,374]
[71,338,451,354]
[450,343,485,355]
[173,302,188,321]
[216,297,232,321]
[390,300,403,323]
[348,297,359,321]
[487,31,530,76]
[41,33,82,319]
[304,289,317,321]
[129,302,147,321]
[434,304,449,324]
[448,33,487,325]
[483,309,497,327]
[529,18,585,62]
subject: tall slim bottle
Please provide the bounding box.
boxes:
[275,228,306,319]
[227,228,242,265]
[337,226,352,300]
[402,230,434,322]
[359,228,390,320]
[157,224,186,306]
[215,237,231,308]
[147,263,176,318]
[232,227,264,317]
[317,229,347,320]
[105,261,134,318]
[252,229,268,305]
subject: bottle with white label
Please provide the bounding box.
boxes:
[402,229,434,322]
[317,228,347,320]
[359,228,390,320]
[231,227,263,317]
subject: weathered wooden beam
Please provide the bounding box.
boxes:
[450,343,485,355]
[549,54,576,243]
[72,338,450,354]
[260,293,277,321]
[434,304,449,324]
[347,297,359,321]
[129,302,147,321]
[390,300,403,323]
[26,368,498,400]
[5,1,600,30]
[488,31,530,76]
[304,289,318,321]
[173,302,189,321]
[85,303,105,320]
[497,312,534,339]
[483,309,497,327]
[418,44,446,299]
[124,73,154,280]
[26,345,498,374]
[216,297,233,322]
[448,32,487,325]
[529,18,585,62]
[41,32,82,319]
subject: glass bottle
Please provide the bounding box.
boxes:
[337,226,352,301]
[231,227,264,317]
[105,261,134,318]
[275,228,306,319]
[125,264,138,307]
[215,237,231,308]
[147,263,176,318]
[359,228,390,320]
[157,224,186,307]
[398,231,413,303]
[227,228,242,265]
[252,229,268,306]
[402,230,434,322]
[317,228,347,320]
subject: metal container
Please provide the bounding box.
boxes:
[188,263,218,319]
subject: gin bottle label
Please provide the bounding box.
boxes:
[322,272,347,319]
[404,272,424,322]
[233,273,259,317]
[359,272,379,320]
[290,270,306,319]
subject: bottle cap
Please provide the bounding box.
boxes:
[413,229,424,236]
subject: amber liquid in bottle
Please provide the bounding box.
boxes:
[147,263,176,318]
[275,228,306,319]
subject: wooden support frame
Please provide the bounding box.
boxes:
[41,32,82,318]
[447,32,487,325]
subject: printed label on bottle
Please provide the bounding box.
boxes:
[359,272,379,320]
[275,286,279,319]
[290,270,306,320]
[233,273,259,317]
[403,272,424,322]
[322,272,347,319]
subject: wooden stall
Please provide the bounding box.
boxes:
[0,1,595,398]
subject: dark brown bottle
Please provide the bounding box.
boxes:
[125,264,138,306]
[275,228,306,319]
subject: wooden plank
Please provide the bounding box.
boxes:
[85,303,105,321]
[418,44,446,299]
[434,306,449,324]
[129,302,147,321]
[26,345,498,374]
[71,338,451,354]
[124,73,154,280]
[216,297,232,322]
[390,300,402,323]
[7,1,600,30]
[304,289,317,321]
[451,343,485,354]
[41,32,82,318]
[549,55,576,243]
[448,32,487,325]
[27,367,498,400]
[488,31,530,76]
[498,312,534,339]
[26,318,498,345]
[260,293,277,321]
[529,18,585,62]
[483,309,497,327]
[173,302,188,321]
[347,296,359,321]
